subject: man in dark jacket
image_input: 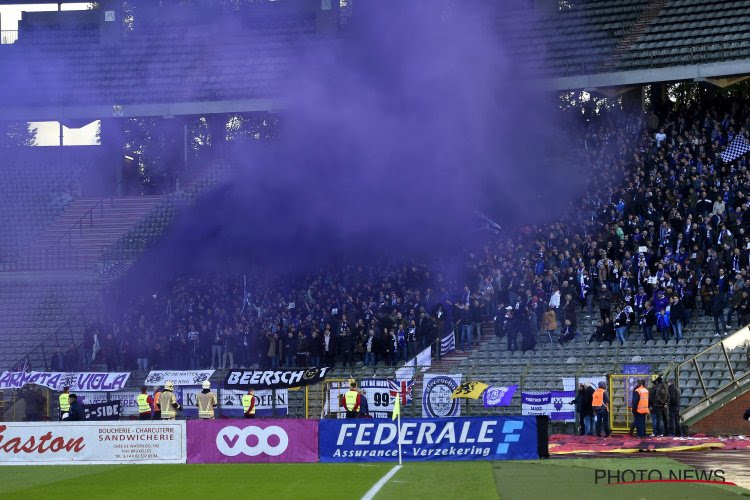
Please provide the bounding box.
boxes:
[640,301,656,343]
[667,379,682,436]
[570,384,586,435]
[650,376,669,436]
[670,296,685,343]
[570,383,595,435]
[598,285,612,320]
[22,386,45,422]
[582,383,595,436]
[62,394,85,421]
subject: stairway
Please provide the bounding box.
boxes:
[430,322,496,372]
[29,196,164,267]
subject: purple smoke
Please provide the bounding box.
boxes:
[128,1,587,281]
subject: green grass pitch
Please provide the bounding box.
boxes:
[0,457,747,499]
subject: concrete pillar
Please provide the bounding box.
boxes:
[650,83,667,112]
[99,118,126,197]
[621,86,645,114]
[99,0,122,45]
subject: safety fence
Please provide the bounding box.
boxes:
[0,416,548,465]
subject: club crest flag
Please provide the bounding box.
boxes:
[451,381,489,399]
[483,385,518,407]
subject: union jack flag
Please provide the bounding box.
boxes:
[388,379,415,406]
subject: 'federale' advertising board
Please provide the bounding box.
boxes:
[319,416,538,462]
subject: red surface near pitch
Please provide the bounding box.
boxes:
[549,434,750,455]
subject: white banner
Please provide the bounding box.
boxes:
[145,370,214,386]
[422,373,462,418]
[0,421,186,465]
[326,379,394,418]
[395,359,415,383]
[416,346,431,371]
[0,371,130,392]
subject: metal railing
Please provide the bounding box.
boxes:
[7,304,100,374]
[663,325,750,424]
[0,30,18,45]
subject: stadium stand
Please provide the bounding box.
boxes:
[0,148,88,265]
[2,1,750,438]
[0,275,99,370]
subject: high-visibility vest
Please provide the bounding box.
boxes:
[197,392,216,419]
[153,391,161,411]
[242,394,256,415]
[160,390,177,419]
[592,388,606,409]
[137,393,151,413]
[59,393,70,412]
[635,386,649,414]
[345,390,360,412]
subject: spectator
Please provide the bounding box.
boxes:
[640,300,655,343]
[364,329,377,367]
[667,379,681,437]
[598,284,612,321]
[309,330,323,367]
[541,305,557,343]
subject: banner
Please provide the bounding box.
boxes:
[182,387,288,418]
[562,376,602,392]
[187,420,317,463]
[440,331,456,356]
[483,385,518,408]
[622,364,650,375]
[224,368,329,389]
[82,401,121,421]
[422,374,461,418]
[81,388,288,418]
[78,391,141,416]
[0,421,186,465]
[521,391,575,421]
[145,370,214,386]
[319,416,539,462]
[416,346,431,371]
[0,371,130,392]
[451,381,489,400]
[327,379,396,419]
[395,359,415,383]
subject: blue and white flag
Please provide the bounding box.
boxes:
[483,385,518,407]
[721,134,750,163]
[440,331,456,356]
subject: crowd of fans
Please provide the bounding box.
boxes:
[53,93,750,372]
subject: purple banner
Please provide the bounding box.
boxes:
[187,420,318,463]
[550,390,575,421]
[622,364,650,375]
[483,385,518,407]
[521,392,550,405]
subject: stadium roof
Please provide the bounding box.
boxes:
[514,0,750,90]
[0,6,321,121]
[3,0,750,121]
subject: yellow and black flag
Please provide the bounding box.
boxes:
[451,381,489,399]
